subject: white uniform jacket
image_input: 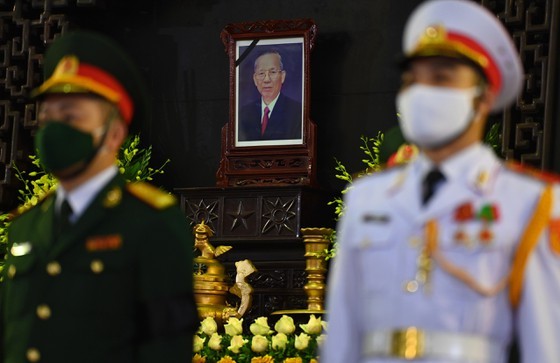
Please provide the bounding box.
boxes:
[322,143,560,363]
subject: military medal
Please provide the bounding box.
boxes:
[478,204,499,245]
[453,202,474,246]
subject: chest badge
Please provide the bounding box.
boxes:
[478,203,500,245]
[86,234,123,252]
[453,202,474,246]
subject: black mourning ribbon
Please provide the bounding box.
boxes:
[422,168,446,206]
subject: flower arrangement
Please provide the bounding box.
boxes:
[193,315,326,363]
[0,134,168,276]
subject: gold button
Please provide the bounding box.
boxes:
[404,280,419,293]
[46,262,61,276]
[7,264,16,279]
[90,260,104,274]
[36,304,51,320]
[26,347,41,362]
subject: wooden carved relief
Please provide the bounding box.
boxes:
[0,1,72,209]
[480,0,559,169]
[179,186,330,242]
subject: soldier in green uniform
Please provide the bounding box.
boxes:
[0,31,198,363]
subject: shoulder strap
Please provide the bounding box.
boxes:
[125,182,176,210]
[509,184,554,308]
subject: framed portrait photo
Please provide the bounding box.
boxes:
[217,19,317,187]
[235,38,304,147]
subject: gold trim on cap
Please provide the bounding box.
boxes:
[32,55,121,102]
[409,24,489,69]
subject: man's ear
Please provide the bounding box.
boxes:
[280,70,286,84]
[106,119,127,153]
[474,87,496,121]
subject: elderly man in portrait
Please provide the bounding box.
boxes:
[238,50,302,142]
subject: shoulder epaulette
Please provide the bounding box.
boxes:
[505,161,560,184]
[125,182,176,210]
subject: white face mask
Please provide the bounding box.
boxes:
[396,84,480,149]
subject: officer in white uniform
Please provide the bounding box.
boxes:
[321,1,560,362]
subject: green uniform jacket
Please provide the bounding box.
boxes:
[0,174,198,363]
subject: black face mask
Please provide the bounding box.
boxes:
[34,121,109,180]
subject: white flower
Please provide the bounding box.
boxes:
[295,332,311,350]
[271,333,288,350]
[208,333,223,351]
[193,335,206,353]
[200,317,218,335]
[250,317,273,335]
[228,335,248,354]
[251,335,269,353]
[224,317,244,336]
[274,315,296,335]
[299,314,324,335]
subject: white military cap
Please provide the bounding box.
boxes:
[402,0,524,111]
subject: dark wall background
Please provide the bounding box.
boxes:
[0,0,557,210]
[63,0,419,193]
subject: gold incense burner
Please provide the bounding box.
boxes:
[193,221,256,325]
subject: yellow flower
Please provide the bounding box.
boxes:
[294,333,311,350]
[251,335,269,353]
[228,335,248,354]
[208,333,223,351]
[193,335,206,353]
[224,317,244,336]
[200,317,218,335]
[284,358,303,363]
[251,355,275,363]
[250,317,273,335]
[192,353,206,363]
[310,359,319,363]
[217,356,236,363]
[271,333,288,350]
[299,315,323,335]
[274,315,296,335]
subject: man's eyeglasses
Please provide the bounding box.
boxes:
[254,69,284,81]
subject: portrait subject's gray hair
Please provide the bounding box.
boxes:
[253,50,284,71]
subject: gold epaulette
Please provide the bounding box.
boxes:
[125,182,176,210]
[506,161,560,184]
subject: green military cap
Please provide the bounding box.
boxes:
[32,30,150,126]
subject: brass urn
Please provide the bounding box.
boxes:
[193,221,256,325]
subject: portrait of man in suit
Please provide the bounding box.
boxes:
[237,45,303,145]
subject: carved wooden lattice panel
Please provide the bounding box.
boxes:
[480,0,559,169]
[0,0,71,210]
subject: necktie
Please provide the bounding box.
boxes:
[56,199,73,237]
[422,168,446,205]
[261,106,270,136]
